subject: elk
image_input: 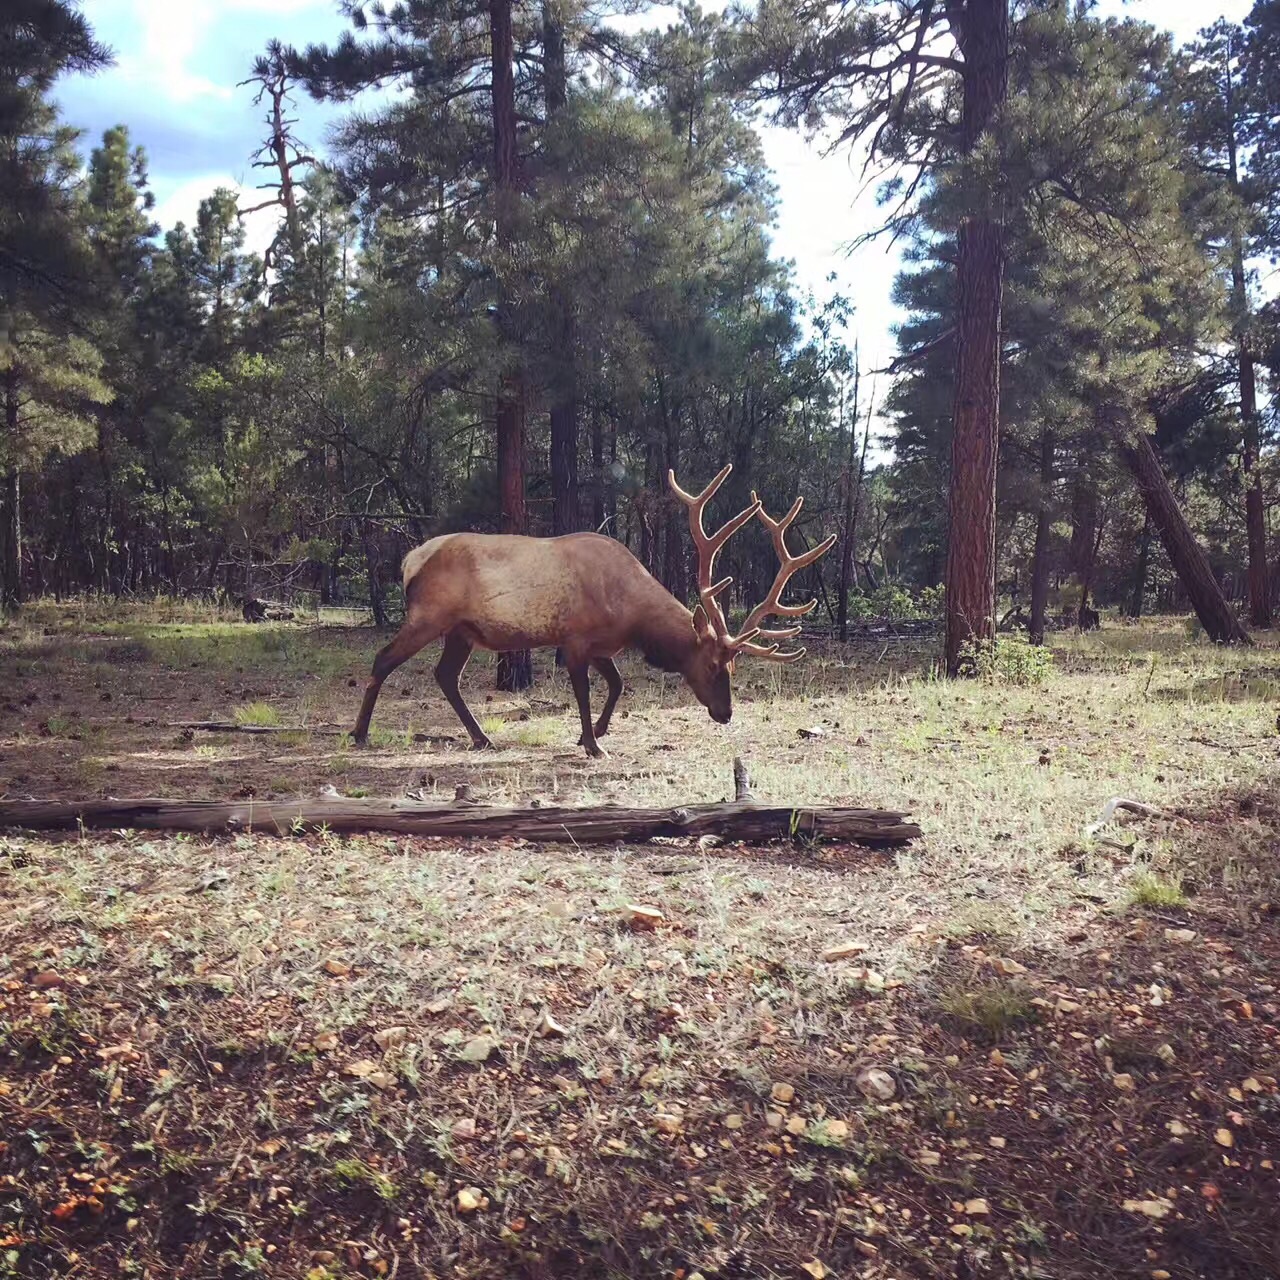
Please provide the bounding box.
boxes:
[351,465,836,756]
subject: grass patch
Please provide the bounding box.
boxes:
[1126,871,1189,909]
[936,978,1039,1042]
[233,701,281,727]
[329,1157,399,1201]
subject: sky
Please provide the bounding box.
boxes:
[56,0,1255,388]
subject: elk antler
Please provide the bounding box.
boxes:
[734,492,838,663]
[668,464,761,643]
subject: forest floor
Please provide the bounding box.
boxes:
[2,602,1279,1280]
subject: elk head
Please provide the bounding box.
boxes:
[669,464,836,723]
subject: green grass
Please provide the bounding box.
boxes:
[233,701,282,727]
[1126,871,1189,909]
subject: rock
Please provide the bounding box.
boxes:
[537,1012,567,1038]
[323,959,351,977]
[797,726,829,740]
[654,1112,683,1135]
[425,996,452,1014]
[822,941,869,962]
[786,1114,806,1135]
[855,1066,896,1101]
[1123,1198,1172,1219]
[991,956,1027,976]
[1163,927,1197,943]
[344,1058,379,1078]
[799,1261,828,1279]
[312,1031,339,1052]
[723,1114,744,1131]
[374,1026,409,1051]
[824,1119,850,1142]
[770,1081,796,1104]
[458,1035,497,1064]
[451,1118,477,1141]
[964,1198,990,1216]
[627,904,664,931]
[1112,1073,1135,1091]
[1166,1119,1190,1137]
[1214,1127,1234,1148]
[455,1187,486,1213]
[256,1139,285,1157]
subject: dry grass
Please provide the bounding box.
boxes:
[1,607,1279,1278]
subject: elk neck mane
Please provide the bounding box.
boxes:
[630,589,695,674]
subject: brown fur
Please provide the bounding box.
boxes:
[352,532,735,757]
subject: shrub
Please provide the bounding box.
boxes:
[958,635,1055,686]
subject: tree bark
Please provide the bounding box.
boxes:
[544,2,578,543]
[837,363,869,643]
[1223,38,1271,627]
[491,0,532,691]
[2,364,22,612]
[1128,509,1151,619]
[0,792,920,848]
[1119,432,1249,644]
[1028,427,1054,646]
[943,0,1009,674]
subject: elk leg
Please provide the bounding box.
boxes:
[352,619,440,745]
[435,630,492,750]
[591,658,624,738]
[568,662,606,758]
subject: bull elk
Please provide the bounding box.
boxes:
[351,465,836,756]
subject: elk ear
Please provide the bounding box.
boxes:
[691,603,716,641]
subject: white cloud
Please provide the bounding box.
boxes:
[152,175,282,258]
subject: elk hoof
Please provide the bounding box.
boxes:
[469,736,495,752]
[583,743,609,760]
[351,732,368,748]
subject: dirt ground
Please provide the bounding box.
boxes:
[2,604,1279,1279]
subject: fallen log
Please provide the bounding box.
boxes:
[0,762,920,849]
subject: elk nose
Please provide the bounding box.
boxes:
[712,708,731,725]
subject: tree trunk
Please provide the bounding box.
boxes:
[491,0,532,691]
[943,0,1008,675]
[1128,509,1151,619]
[1,363,21,612]
[1119,433,1249,644]
[837,362,868,643]
[590,384,605,530]
[544,2,578,543]
[1028,428,1054,646]
[1224,41,1271,627]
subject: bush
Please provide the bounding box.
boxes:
[958,635,1055,686]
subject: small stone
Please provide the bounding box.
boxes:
[374,1026,409,1051]
[988,1136,1007,1149]
[654,1112,683,1135]
[455,1187,485,1213]
[765,1111,784,1129]
[256,1139,285,1157]
[1166,1119,1189,1136]
[991,956,1027,975]
[1123,1198,1172,1219]
[1214,1127,1234,1148]
[823,1119,850,1142]
[312,1031,339,1052]
[323,959,351,977]
[786,1114,806,1135]
[459,1035,497,1064]
[855,1066,896,1101]
[451,1118,477,1140]
[426,996,452,1014]
[822,941,868,962]
[537,1012,567,1037]
[770,1082,795,1104]
[627,904,664,931]
[344,1058,379,1079]
[1163,928,1197,943]
[1112,1073,1135,1091]
[964,1198,990,1216]
[723,1114,744,1130]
